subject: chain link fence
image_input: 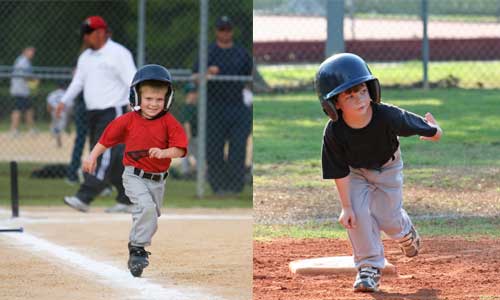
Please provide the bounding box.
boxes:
[254,0,500,91]
[0,0,252,204]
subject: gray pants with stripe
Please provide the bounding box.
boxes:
[122,166,166,247]
[347,149,413,269]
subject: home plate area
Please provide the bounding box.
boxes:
[289,255,397,276]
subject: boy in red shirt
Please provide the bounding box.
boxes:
[82,64,188,277]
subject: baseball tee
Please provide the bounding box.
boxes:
[322,102,437,179]
[60,39,136,109]
[99,111,188,173]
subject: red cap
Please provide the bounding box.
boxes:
[81,16,108,36]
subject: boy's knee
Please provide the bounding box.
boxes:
[140,202,157,216]
[380,219,407,237]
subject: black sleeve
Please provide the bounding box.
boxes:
[389,105,438,137]
[322,122,350,179]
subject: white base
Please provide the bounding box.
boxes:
[289,256,397,276]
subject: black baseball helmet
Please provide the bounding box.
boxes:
[314,53,380,121]
[129,64,174,113]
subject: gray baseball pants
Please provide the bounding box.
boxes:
[347,148,413,269]
[122,166,166,248]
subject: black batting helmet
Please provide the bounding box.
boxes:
[315,53,380,121]
[129,64,174,113]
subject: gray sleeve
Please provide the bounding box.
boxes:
[13,56,32,76]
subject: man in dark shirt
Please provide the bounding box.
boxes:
[193,16,252,195]
[316,53,442,293]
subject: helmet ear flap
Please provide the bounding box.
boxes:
[129,86,141,111]
[164,86,175,112]
[321,99,338,121]
[367,78,381,103]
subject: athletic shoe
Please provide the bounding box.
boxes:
[104,203,133,213]
[128,243,151,277]
[397,225,422,257]
[353,266,381,292]
[99,186,113,197]
[63,196,89,213]
[64,177,80,186]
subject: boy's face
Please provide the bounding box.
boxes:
[139,85,167,119]
[335,83,372,116]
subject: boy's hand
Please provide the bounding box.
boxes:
[207,65,220,75]
[55,103,65,118]
[149,147,167,159]
[82,156,97,174]
[338,207,357,229]
[420,112,442,141]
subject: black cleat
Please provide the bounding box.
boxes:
[128,243,151,277]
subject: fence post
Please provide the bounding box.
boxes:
[197,0,209,198]
[422,0,429,89]
[326,0,345,57]
[137,0,146,67]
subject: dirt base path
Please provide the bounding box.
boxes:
[254,238,500,300]
[0,207,252,300]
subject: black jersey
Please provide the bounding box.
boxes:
[322,102,437,179]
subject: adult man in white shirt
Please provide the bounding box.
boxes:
[57,15,137,213]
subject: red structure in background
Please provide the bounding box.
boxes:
[254,38,500,63]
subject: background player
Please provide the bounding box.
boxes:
[46,81,68,148]
[10,46,37,136]
[316,53,442,292]
[82,64,187,277]
[179,82,198,179]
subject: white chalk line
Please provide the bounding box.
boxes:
[0,208,252,224]
[0,231,223,300]
[0,209,250,300]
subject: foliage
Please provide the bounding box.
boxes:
[0,0,252,69]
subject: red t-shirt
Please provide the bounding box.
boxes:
[99,111,188,173]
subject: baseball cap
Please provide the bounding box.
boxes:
[81,15,108,36]
[216,15,233,30]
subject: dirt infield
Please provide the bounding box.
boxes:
[254,238,500,300]
[0,207,252,300]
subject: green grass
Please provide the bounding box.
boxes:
[254,217,500,241]
[254,89,500,167]
[258,61,500,89]
[0,162,252,209]
[254,88,500,240]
